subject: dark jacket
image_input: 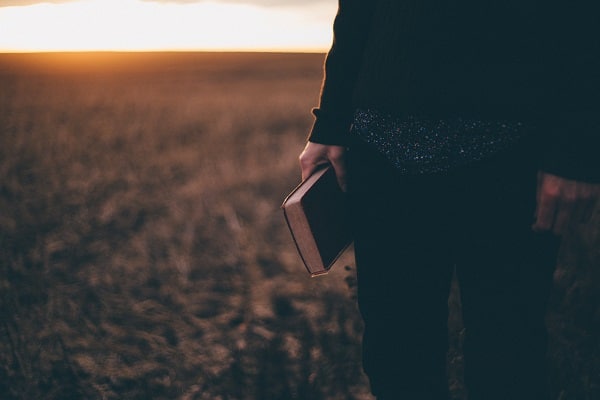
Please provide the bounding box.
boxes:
[309,0,600,182]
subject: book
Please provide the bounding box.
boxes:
[281,165,352,277]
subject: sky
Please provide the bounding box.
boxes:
[0,0,337,52]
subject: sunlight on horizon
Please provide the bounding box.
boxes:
[0,0,335,52]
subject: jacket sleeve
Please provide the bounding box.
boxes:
[307,0,377,146]
[538,115,600,183]
[536,9,600,183]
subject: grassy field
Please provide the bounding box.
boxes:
[0,52,598,400]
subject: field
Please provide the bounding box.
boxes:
[0,52,598,400]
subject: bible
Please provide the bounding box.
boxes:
[281,165,352,277]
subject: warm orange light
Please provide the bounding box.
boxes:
[0,0,335,52]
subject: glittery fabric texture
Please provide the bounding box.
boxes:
[351,108,524,175]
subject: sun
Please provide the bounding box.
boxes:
[0,0,335,52]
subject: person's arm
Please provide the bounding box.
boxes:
[534,122,600,235]
[300,0,376,186]
[530,8,600,235]
[308,0,376,145]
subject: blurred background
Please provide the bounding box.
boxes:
[1,2,598,399]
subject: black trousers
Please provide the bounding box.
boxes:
[348,138,561,400]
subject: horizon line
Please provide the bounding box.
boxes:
[0,47,328,55]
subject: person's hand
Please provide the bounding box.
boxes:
[532,171,600,235]
[299,141,347,191]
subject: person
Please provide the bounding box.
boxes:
[298,1,600,399]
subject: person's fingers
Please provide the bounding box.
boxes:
[552,203,571,235]
[330,161,347,192]
[532,182,560,233]
[300,159,327,181]
[534,171,600,234]
[299,142,347,191]
[553,185,581,235]
[299,143,328,181]
[328,147,348,192]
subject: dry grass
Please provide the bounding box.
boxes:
[0,52,598,400]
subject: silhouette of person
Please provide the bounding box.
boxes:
[299,2,600,399]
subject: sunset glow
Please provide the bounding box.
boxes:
[0,0,335,52]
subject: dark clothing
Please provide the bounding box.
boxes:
[307,1,598,398]
[309,0,600,182]
[348,137,561,399]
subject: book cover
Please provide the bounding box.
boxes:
[281,165,352,277]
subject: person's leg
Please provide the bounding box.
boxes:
[348,140,454,400]
[451,147,561,400]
